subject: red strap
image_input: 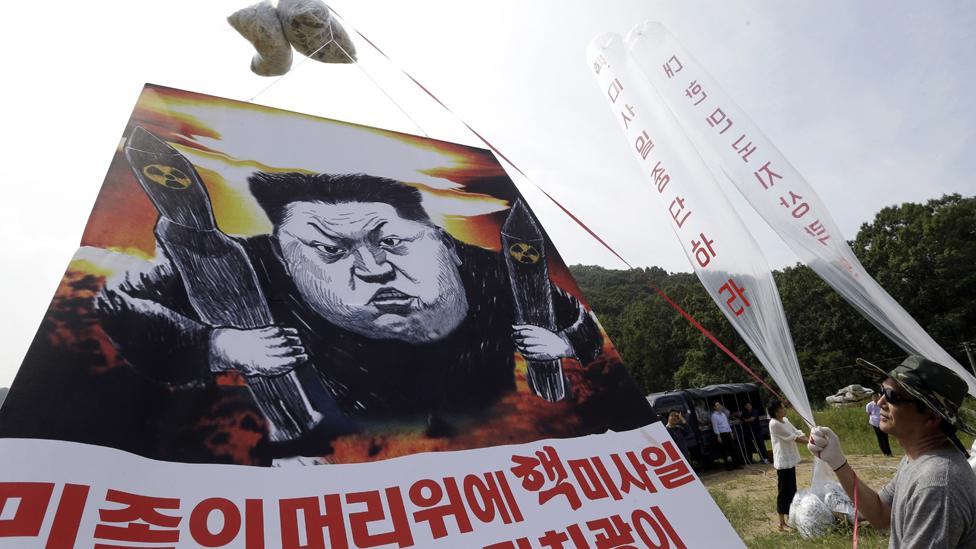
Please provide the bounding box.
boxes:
[651,282,816,427]
[852,470,860,548]
[648,284,783,398]
[334,7,816,428]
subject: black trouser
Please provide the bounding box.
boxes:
[744,428,769,463]
[717,433,737,468]
[776,467,797,515]
[873,425,892,456]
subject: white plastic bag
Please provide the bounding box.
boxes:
[824,488,855,523]
[277,0,356,63]
[227,1,293,76]
[789,491,835,539]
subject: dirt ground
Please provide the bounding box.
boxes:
[699,454,900,546]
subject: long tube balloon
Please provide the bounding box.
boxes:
[624,22,976,396]
[587,33,814,425]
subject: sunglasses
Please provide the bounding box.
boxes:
[880,386,915,405]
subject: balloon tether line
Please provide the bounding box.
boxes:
[251,7,813,431]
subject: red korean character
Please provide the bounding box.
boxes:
[94,489,181,548]
[609,452,656,495]
[650,161,669,193]
[706,108,732,134]
[641,442,696,490]
[777,190,809,218]
[587,514,638,549]
[630,507,687,549]
[346,487,413,548]
[485,539,534,549]
[48,484,92,547]
[804,220,830,245]
[753,160,782,190]
[243,500,265,549]
[462,471,524,526]
[0,483,92,547]
[592,54,608,75]
[607,78,623,103]
[635,130,655,159]
[510,446,582,510]
[837,258,859,278]
[662,55,683,79]
[409,477,473,540]
[539,524,590,549]
[684,80,707,106]
[568,457,622,503]
[690,233,716,267]
[621,104,635,128]
[731,134,757,162]
[189,498,241,548]
[718,278,750,317]
[279,494,347,549]
[539,526,588,549]
[0,482,54,539]
[668,196,690,228]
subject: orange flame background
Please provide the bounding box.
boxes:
[24,84,639,465]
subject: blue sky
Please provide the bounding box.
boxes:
[0,1,974,386]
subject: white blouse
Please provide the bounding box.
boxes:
[769,417,804,470]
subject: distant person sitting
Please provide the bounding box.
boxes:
[711,401,740,471]
[866,393,893,457]
[740,401,770,464]
[666,409,692,463]
[768,398,809,532]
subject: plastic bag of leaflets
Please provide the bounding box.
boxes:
[788,459,855,538]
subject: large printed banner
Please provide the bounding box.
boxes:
[624,22,976,396]
[0,425,742,547]
[0,84,747,545]
[0,84,658,466]
[586,35,813,422]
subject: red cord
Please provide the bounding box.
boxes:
[852,470,860,548]
[332,6,817,430]
[649,285,782,398]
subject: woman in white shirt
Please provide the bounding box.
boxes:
[767,398,809,531]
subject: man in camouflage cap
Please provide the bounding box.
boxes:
[809,355,976,548]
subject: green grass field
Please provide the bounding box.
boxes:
[701,404,974,548]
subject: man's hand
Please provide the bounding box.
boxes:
[512,325,573,361]
[807,426,847,470]
[209,326,307,377]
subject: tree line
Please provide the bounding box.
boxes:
[569,194,976,404]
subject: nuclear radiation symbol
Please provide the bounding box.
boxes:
[143,164,191,190]
[509,242,541,264]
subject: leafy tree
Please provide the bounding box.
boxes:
[571,194,976,405]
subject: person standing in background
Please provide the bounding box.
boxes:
[768,398,809,532]
[740,401,770,464]
[666,409,692,464]
[711,401,740,471]
[866,393,893,457]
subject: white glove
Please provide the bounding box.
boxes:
[807,426,847,470]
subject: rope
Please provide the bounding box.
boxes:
[255,2,819,432]
[647,285,808,419]
[852,470,860,549]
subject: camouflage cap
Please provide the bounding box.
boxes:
[857,355,976,436]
